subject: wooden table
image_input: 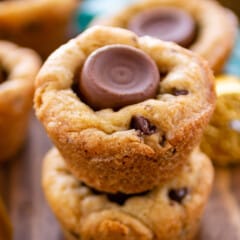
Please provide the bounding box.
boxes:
[1,113,240,240]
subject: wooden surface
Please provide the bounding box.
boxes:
[1,113,240,240]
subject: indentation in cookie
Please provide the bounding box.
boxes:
[78,44,160,110]
[130,115,157,136]
[168,187,189,203]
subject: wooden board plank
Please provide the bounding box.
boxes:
[1,113,240,240]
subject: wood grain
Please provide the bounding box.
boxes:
[0,197,12,240]
[1,113,240,240]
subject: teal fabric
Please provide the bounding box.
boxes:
[225,32,240,76]
[76,0,136,31]
[76,0,240,76]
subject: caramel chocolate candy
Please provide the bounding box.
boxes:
[80,45,160,110]
[128,7,196,48]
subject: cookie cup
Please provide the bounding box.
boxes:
[0,41,41,161]
[34,26,215,194]
[201,75,240,166]
[43,147,214,240]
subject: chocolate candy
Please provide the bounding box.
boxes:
[168,187,189,203]
[130,115,157,135]
[128,7,196,48]
[172,88,189,96]
[80,45,160,110]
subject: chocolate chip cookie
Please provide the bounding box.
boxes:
[34,26,215,193]
[42,147,214,240]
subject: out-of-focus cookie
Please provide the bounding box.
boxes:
[43,147,214,240]
[91,0,238,73]
[0,41,41,162]
[34,26,215,194]
[0,0,78,58]
[201,75,240,166]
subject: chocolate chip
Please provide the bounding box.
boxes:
[130,115,157,135]
[159,135,167,147]
[168,187,188,203]
[172,88,189,96]
[171,148,177,154]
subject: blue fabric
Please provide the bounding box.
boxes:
[76,0,240,76]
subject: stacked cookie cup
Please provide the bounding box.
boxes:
[35,25,216,240]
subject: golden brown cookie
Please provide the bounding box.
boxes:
[34,26,215,194]
[0,41,41,162]
[0,0,78,58]
[201,75,240,166]
[43,147,214,240]
[91,0,238,73]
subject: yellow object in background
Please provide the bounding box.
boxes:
[0,197,12,240]
[201,75,240,166]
